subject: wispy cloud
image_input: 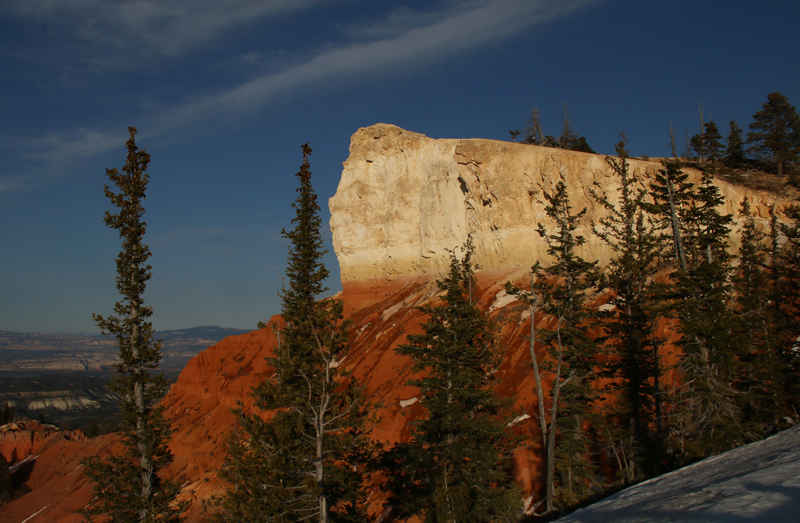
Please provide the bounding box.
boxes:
[3,128,125,162]
[0,128,126,195]
[150,0,599,133]
[5,0,333,60]
[0,0,598,195]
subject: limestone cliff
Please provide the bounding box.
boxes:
[330,124,789,282]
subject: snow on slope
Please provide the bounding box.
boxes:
[556,425,800,523]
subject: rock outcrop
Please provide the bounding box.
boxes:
[330,124,789,283]
[3,125,793,522]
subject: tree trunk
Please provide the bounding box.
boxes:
[666,175,687,270]
[527,277,552,513]
[131,299,153,523]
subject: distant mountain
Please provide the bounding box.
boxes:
[0,326,251,372]
[156,326,253,343]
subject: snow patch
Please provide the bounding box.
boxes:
[10,453,38,472]
[555,425,800,523]
[21,504,49,523]
[489,289,519,312]
[399,397,418,408]
[508,413,531,427]
[598,303,615,312]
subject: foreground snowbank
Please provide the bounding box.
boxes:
[556,425,800,523]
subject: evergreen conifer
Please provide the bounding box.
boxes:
[671,173,744,460]
[747,91,800,177]
[725,120,745,167]
[732,198,784,437]
[532,182,601,506]
[771,205,800,410]
[691,121,723,168]
[82,127,185,523]
[213,144,370,523]
[646,160,694,270]
[591,137,666,479]
[381,239,520,523]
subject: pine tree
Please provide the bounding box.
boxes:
[732,198,784,436]
[212,144,370,523]
[590,137,666,480]
[382,239,520,523]
[725,120,745,167]
[525,107,546,145]
[505,265,553,513]
[690,133,705,165]
[771,205,800,411]
[571,136,596,154]
[533,182,600,507]
[82,127,185,523]
[703,121,723,166]
[646,160,693,270]
[671,172,744,460]
[691,121,723,168]
[747,91,800,177]
[559,102,579,150]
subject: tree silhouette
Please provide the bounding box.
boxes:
[82,127,185,523]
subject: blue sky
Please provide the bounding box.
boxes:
[1,0,798,334]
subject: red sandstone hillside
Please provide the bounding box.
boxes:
[1,125,791,523]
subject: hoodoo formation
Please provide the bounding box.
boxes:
[1,125,792,522]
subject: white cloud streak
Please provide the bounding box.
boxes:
[6,0,333,58]
[0,0,598,195]
[151,0,598,133]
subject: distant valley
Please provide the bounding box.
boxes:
[0,326,250,429]
[0,326,251,372]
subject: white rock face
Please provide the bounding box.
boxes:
[329,124,788,283]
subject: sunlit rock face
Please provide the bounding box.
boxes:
[330,123,785,283]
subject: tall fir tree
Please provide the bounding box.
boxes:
[381,238,520,523]
[670,172,744,461]
[732,198,784,436]
[747,91,800,177]
[533,182,601,507]
[212,144,370,523]
[703,121,723,166]
[771,205,800,411]
[691,121,723,168]
[82,127,185,523]
[505,265,554,514]
[559,101,579,150]
[590,137,667,480]
[646,160,694,270]
[725,120,745,168]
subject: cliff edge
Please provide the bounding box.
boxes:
[330,123,786,283]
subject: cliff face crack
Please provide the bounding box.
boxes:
[457,176,469,195]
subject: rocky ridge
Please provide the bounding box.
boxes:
[1,125,792,523]
[330,124,788,283]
